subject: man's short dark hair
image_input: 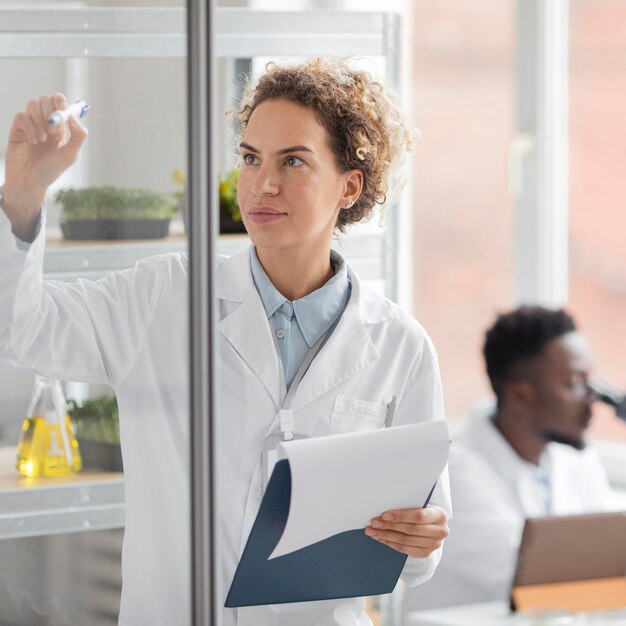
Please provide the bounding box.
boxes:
[483,306,577,399]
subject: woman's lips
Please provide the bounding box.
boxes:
[247,207,287,224]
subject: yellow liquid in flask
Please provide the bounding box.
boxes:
[17,414,82,478]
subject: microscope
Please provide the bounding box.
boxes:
[589,379,626,422]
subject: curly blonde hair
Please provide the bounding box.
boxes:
[236,58,414,232]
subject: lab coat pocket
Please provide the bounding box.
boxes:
[329,394,387,434]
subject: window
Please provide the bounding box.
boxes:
[411,0,516,420]
[569,0,626,443]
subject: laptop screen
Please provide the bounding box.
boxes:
[511,511,626,612]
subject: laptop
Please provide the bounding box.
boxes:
[511,511,626,613]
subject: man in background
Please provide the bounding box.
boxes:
[403,306,616,617]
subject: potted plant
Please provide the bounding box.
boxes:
[219,168,247,234]
[56,186,180,240]
[67,396,122,472]
[172,168,246,235]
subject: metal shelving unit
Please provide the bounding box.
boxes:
[0,8,399,60]
[0,4,403,535]
[0,448,124,539]
[1,6,402,294]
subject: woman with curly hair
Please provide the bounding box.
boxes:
[0,58,449,626]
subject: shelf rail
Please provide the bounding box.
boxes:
[0,8,395,58]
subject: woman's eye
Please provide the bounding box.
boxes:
[243,153,258,165]
[286,156,304,167]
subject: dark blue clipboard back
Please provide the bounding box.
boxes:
[225,459,436,608]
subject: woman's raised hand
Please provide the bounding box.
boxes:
[2,93,88,240]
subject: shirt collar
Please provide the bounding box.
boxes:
[250,248,351,347]
[250,249,287,318]
[466,400,555,484]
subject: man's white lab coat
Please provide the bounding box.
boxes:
[0,207,451,626]
[402,401,614,616]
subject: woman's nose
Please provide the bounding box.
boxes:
[253,165,279,196]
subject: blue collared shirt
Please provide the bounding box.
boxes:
[250,248,351,389]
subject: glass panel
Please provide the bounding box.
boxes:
[411,0,516,420]
[213,5,427,626]
[0,3,190,625]
[569,0,626,443]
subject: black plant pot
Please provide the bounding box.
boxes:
[220,212,247,234]
[77,438,123,472]
[61,218,171,241]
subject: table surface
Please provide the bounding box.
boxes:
[406,602,626,626]
[406,602,516,626]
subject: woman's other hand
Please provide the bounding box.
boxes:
[365,504,449,558]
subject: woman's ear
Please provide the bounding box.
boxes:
[340,169,363,209]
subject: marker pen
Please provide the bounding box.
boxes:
[48,100,90,127]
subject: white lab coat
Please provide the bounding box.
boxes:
[0,206,451,626]
[402,400,615,617]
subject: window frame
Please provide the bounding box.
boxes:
[515,0,626,487]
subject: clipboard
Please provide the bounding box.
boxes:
[225,421,449,608]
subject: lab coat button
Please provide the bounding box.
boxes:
[276,329,285,339]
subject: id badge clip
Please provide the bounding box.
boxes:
[261,409,307,492]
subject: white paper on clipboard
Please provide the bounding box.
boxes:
[270,420,450,559]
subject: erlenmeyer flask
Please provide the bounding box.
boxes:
[16,376,82,478]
